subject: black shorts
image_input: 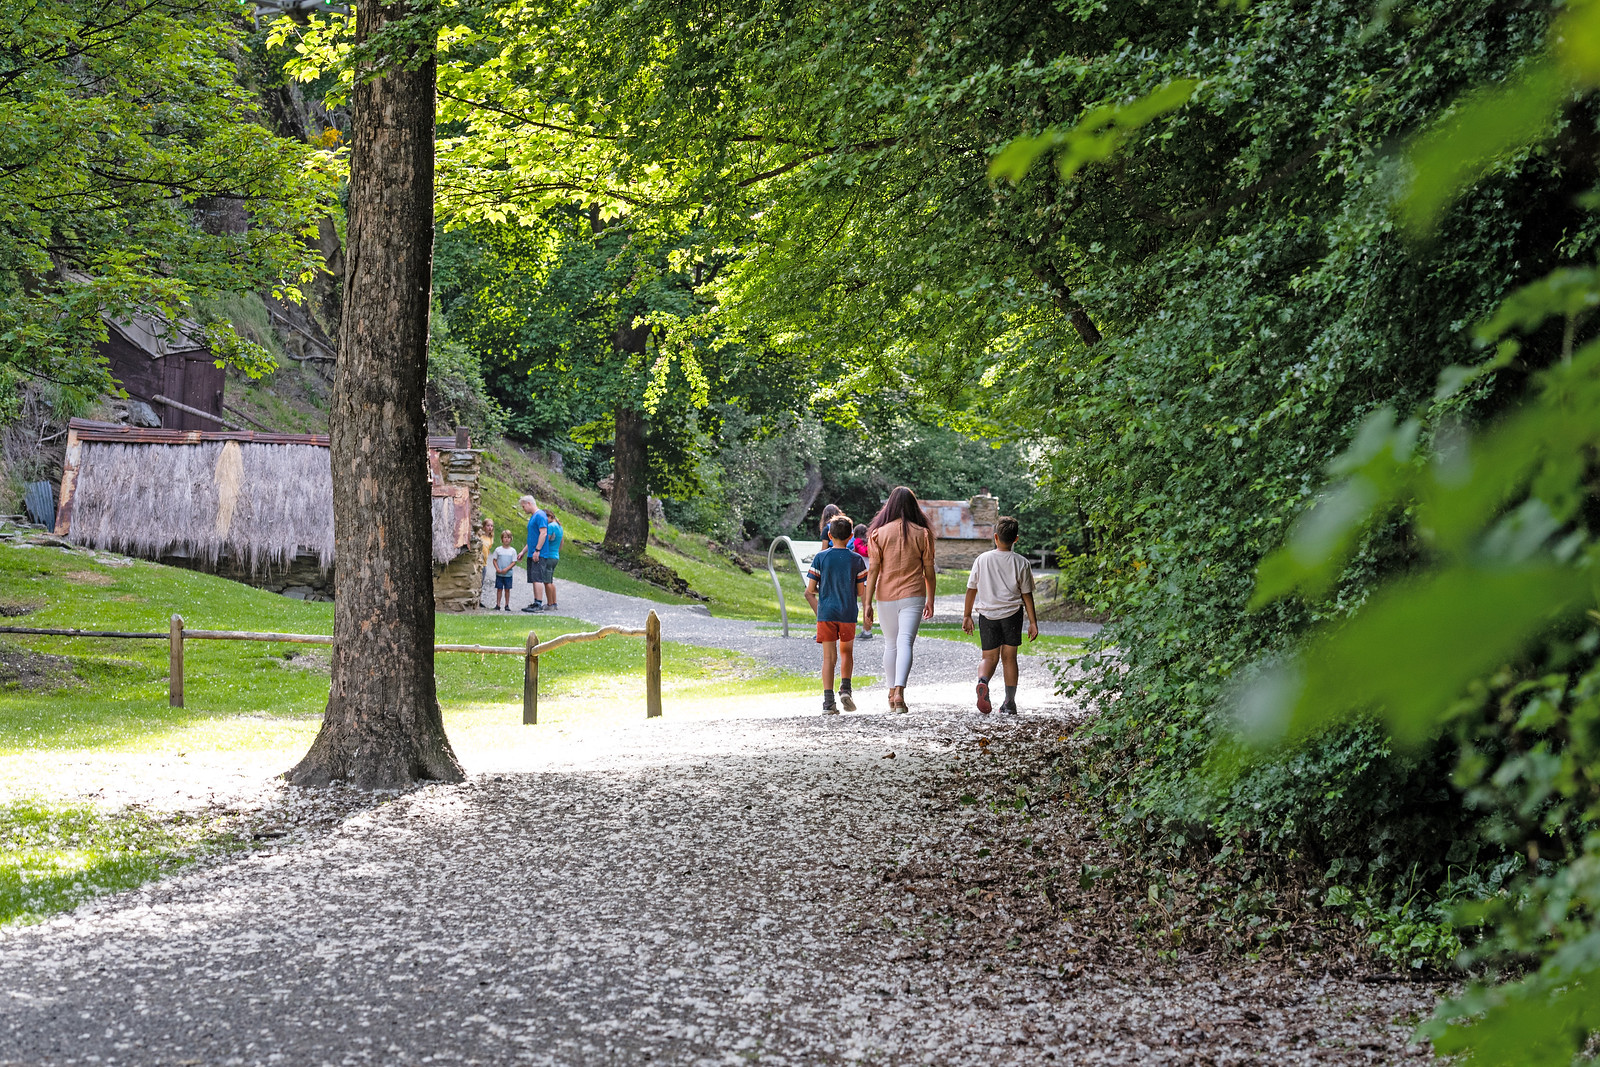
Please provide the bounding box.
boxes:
[529,557,557,583]
[977,609,1024,651]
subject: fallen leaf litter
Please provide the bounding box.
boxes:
[0,699,1441,1064]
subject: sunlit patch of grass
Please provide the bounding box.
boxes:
[0,545,823,757]
[0,800,248,926]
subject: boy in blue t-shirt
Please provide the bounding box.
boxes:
[805,515,868,714]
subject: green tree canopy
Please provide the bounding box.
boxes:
[2,0,339,409]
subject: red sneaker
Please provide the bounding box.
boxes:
[976,680,992,714]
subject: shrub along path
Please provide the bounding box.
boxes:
[0,689,1438,1064]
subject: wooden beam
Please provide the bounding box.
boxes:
[523,630,539,725]
[645,609,661,719]
[151,394,244,431]
[169,614,184,708]
[53,425,81,537]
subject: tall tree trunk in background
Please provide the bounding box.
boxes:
[288,0,463,789]
[602,316,652,556]
[774,461,823,535]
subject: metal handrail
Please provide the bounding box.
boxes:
[767,536,792,636]
[766,536,827,637]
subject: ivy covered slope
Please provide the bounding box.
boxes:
[1034,3,1597,872]
[0,0,337,410]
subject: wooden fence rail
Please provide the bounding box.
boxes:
[0,610,664,724]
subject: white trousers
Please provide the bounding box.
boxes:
[877,597,925,688]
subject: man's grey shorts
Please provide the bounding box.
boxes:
[528,557,557,583]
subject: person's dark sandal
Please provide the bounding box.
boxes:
[976,679,992,714]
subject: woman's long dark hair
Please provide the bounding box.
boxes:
[868,486,930,542]
[818,502,841,537]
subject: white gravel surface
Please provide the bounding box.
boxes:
[1,693,1436,1065]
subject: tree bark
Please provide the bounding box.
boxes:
[603,402,651,556]
[288,0,463,789]
[1033,259,1102,347]
[774,461,823,535]
[601,314,653,556]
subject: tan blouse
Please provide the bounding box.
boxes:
[868,522,935,602]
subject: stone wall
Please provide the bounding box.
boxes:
[934,537,989,571]
[432,448,484,612]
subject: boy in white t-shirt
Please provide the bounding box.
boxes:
[490,530,519,611]
[961,516,1039,714]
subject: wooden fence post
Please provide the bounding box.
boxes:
[645,610,661,719]
[169,614,184,708]
[523,630,539,725]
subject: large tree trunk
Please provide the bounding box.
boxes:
[603,402,650,555]
[288,0,463,789]
[602,315,652,556]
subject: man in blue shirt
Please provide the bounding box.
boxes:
[535,507,564,611]
[515,495,549,612]
[805,514,868,713]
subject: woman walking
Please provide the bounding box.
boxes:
[818,503,842,539]
[862,486,936,712]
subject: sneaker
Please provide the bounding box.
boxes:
[840,689,856,712]
[521,603,543,613]
[859,630,873,640]
[822,696,839,715]
[1000,701,1019,715]
[976,680,992,714]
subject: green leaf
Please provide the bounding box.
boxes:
[1240,565,1592,747]
[989,79,1199,184]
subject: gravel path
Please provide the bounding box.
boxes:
[1,579,1436,1063]
[0,696,1435,1065]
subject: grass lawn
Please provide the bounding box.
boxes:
[0,540,832,927]
[0,800,249,926]
[0,543,815,757]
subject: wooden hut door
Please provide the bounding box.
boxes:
[179,354,226,430]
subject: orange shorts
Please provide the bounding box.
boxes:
[815,621,857,644]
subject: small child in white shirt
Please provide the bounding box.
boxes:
[491,531,519,611]
[961,516,1038,714]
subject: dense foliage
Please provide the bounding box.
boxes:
[75,0,1600,1054]
[0,0,338,415]
[417,0,1595,900]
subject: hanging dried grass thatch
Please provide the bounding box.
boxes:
[67,441,335,574]
[430,496,457,566]
[64,438,470,575]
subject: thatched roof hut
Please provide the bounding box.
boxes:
[55,421,480,605]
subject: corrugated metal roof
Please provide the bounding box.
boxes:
[69,419,475,452]
[103,312,207,358]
